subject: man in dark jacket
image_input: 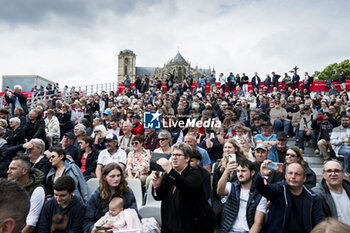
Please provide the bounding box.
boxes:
[257,162,325,233]
[251,72,261,90]
[292,71,300,89]
[4,85,29,115]
[272,72,281,89]
[24,110,46,142]
[7,156,45,233]
[217,159,266,233]
[312,160,350,225]
[39,176,86,233]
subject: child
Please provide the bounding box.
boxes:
[93,196,141,232]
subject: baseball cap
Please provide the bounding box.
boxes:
[64,132,76,140]
[104,133,118,141]
[261,121,272,127]
[132,114,141,119]
[103,109,112,115]
[276,131,288,140]
[255,143,268,151]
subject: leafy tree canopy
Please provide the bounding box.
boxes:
[313,59,350,81]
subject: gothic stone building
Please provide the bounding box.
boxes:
[117,49,215,83]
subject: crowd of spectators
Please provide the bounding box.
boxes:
[0,70,349,232]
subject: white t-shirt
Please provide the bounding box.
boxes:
[26,186,45,226]
[330,189,350,225]
[97,148,127,166]
[226,183,267,232]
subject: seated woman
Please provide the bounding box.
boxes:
[46,147,89,202]
[84,163,140,233]
[5,117,25,147]
[93,124,108,151]
[45,109,60,147]
[14,105,26,128]
[267,145,317,189]
[126,135,151,188]
[77,136,99,181]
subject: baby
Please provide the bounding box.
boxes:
[93,196,141,232]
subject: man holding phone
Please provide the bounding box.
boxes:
[217,159,266,233]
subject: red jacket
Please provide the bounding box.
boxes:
[131,123,145,135]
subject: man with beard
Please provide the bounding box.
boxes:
[217,159,266,233]
[331,115,350,177]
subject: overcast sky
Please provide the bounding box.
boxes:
[0,0,349,87]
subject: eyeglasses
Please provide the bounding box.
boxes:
[158,138,168,141]
[94,131,101,134]
[49,155,56,160]
[221,104,228,107]
[131,142,139,146]
[286,153,297,158]
[172,153,185,158]
[324,169,343,174]
[78,142,83,145]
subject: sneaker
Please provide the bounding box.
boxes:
[314,149,320,154]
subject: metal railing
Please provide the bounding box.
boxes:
[0,82,119,108]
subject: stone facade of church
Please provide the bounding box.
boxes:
[117,49,215,83]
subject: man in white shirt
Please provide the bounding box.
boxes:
[95,133,127,178]
[217,159,266,233]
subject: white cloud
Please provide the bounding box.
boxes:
[0,0,349,88]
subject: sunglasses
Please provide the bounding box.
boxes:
[286,153,297,158]
[158,138,168,141]
[131,142,139,146]
[49,155,57,160]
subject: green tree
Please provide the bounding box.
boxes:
[313,59,350,81]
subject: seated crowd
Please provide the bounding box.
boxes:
[0,71,350,233]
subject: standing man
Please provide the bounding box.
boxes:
[331,115,350,177]
[124,75,131,89]
[257,162,325,232]
[264,74,271,93]
[0,179,30,233]
[337,71,347,92]
[292,71,300,89]
[251,72,261,90]
[241,73,249,97]
[4,85,29,116]
[219,73,226,94]
[303,72,313,92]
[312,160,350,225]
[217,159,266,233]
[272,72,281,90]
[7,156,45,233]
[39,176,86,233]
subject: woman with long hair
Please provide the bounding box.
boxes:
[85,163,139,233]
[267,145,317,188]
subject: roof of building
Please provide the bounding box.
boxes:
[169,52,188,65]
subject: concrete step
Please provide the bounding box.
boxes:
[304,156,324,164]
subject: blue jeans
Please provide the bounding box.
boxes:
[273,119,290,134]
[338,147,350,173]
[298,130,318,149]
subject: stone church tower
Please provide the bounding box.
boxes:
[117,49,136,82]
